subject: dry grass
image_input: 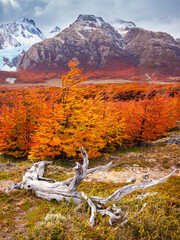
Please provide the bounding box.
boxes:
[0,78,172,89]
[0,130,179,239]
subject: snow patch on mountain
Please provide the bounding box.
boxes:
[109,19,136,36]
[50,26,61,34]
[0,46,29,71]
[5,77,16,84]
[45,26,61,38]
[72,14,123,43]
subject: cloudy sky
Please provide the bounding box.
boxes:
[0,0,180,38]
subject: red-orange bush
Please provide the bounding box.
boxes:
[0,63,179,160]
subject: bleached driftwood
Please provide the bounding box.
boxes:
[6,147,176,227]
[6,148,112,205]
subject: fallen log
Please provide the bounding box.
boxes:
[6,147,176,226]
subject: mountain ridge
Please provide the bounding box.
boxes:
[0,17,45,49]
[16,14,180,78]
[17,14,136,71]
[1,14,180,83]
[0,18,61,71]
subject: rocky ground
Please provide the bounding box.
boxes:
[0,131,179,240]
[0,132,179,192]
[86,166,176,184]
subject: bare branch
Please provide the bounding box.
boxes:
[62,161,112,186]
[90,169,177,204]
[81,192,97,226]
[5,147,177,227]
[86,161,113,174]
[6,183,22,193]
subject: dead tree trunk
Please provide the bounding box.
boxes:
[6,147,176,227]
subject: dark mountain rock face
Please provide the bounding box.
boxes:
[17,15,180,76]
[124,28,180,75]
[17,15,137,71]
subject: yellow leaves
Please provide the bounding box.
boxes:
[1,63,179,160]
[61,60,86,112]
[61,60,84,89]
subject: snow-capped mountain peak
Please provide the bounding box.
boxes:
[70,14,123,43]
[14,17,36,26]
[75,14,105,25]
[0,17,46,71]
[50,26,61,34]
[0,17,45,49]
[45,26,61,38]
[74,14,113,31]
[0,18,63,71]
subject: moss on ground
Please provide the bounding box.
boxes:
[110,143,180,171]
[0,175,179,239]
[0,132,179,239]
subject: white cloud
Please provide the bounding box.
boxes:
[136,17,180,39]
[0,0,180,39]
[10,0,20,8]
[0,0,20,8]
[34,6,44,16]
[0,0,8,3]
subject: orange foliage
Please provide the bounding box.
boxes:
[0,62,179,160]
[120,95,179,144]
[29,61,108,159]
[0,91,40,157]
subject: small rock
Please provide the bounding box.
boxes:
[126,177,136,183]
[133,164,139,167]
[141,178,152,184]
[142,172,150,179]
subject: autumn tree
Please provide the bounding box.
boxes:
[0,66,179,160]
[29,60,127,160]
[29,60,107,160]
[121,95,179,144]
[0,91,40,158]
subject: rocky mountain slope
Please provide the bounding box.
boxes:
[16,15,180,77]
[124,28,180,75]
[17,15,136,72]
